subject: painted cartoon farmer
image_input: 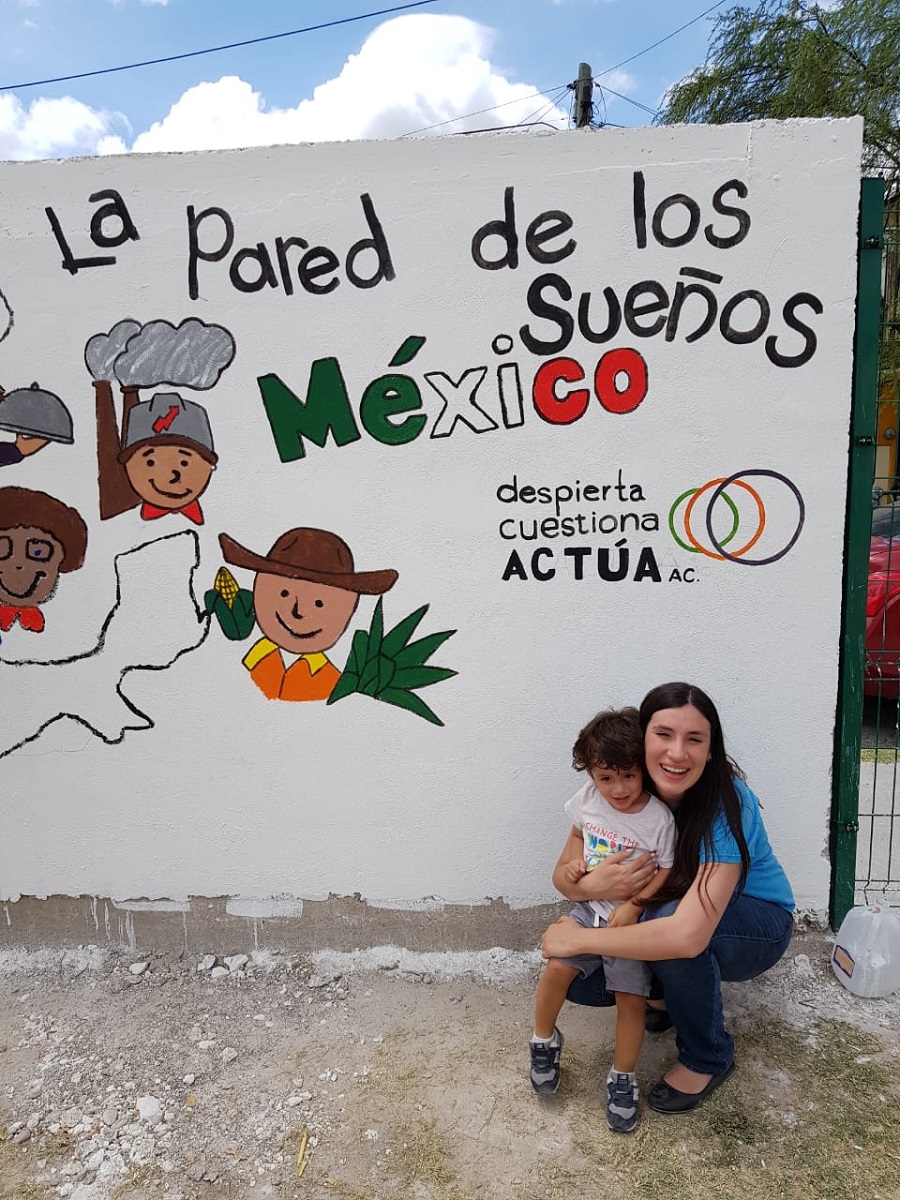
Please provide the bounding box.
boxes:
[216,527,398,702]
[0,486,87,633]
[97,390,217,525]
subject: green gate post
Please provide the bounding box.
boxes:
[831,178,884,928]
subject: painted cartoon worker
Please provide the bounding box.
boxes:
[0,382,75,467]
[98,390,217,525]
[217,527,398,702]
[0,486,87,633]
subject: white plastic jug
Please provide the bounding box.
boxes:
[831,897,900,998]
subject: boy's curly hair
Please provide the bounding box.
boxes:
[572,706,643,773]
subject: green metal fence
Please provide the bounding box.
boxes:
[832,178,900,926]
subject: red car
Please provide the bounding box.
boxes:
[866,532,900,697]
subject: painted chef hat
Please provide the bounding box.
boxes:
[119,391,217,464]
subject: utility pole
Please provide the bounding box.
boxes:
[573,63,594,129]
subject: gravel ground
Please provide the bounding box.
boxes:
[0,928,898,1200]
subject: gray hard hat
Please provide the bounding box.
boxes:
[120,391,216,462]
[0,381,74,443]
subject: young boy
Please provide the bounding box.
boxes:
[530,707,675,1133]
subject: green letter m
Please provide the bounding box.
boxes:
[258,360,361,463]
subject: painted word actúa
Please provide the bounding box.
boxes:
[502,540,661,583]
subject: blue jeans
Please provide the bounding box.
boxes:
[566,892,793,1075]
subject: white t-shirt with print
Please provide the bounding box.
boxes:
[564,780,676,922]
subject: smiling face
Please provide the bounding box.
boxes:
[0,525,64,606]
[253,572,359,655]
[643,703,713,805]
[124,444,215,509]
[589,763,646,814]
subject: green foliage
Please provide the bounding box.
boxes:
[204,588,256,641]
[659,1,900,178]
[327,599,457,725]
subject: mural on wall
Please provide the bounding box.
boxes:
[0,382,75,469]
[208,528,457,724]
[0,486,87,634]
[85,318,234,523]
[668,470,806,566]
[0,530,207,759]
[0,286,77,469]
[0,123,866,913]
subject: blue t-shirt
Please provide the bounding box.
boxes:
[699,777,795,911]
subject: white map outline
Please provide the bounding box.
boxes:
[0,530,209,759]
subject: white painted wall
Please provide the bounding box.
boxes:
[0,119,863,920]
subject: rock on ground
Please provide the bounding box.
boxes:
[0,930,896,1200]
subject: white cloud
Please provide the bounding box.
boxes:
[0,94,127,160]
[0,14,574,161]
[96,133,130,155]
[130,14,569,152]
[593,69,636,99]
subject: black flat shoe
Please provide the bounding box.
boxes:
[647,1061,736,1113]
[644,1005,674,1034]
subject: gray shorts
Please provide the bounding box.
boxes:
[557,902,652,997]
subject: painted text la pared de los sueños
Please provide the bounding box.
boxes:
[45,174,824,468]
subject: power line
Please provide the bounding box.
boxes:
[595,0,729,80]
[403,0,729,138]
[0,0,728,141]
[519,87,571,131]
[455,120,568,137]
[0,0,442,92]
[598,83,659,119]
[400,84,571,138]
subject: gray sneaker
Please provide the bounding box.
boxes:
[530,1029,563,1095]
[606,1072,639,1133]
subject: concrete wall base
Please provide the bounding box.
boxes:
[0,895,568,955]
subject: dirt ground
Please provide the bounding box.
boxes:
[0,927,898,1200]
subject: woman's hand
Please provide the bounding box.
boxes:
[580,849,658,902]
[541,916,591,960]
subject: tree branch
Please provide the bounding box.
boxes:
[799,3,869,72]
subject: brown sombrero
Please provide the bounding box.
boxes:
[219,528,397,595]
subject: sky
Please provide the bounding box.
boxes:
[0,0,729,159]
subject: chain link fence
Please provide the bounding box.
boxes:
[858,188,900,905]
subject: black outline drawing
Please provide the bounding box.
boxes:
[0,530,209,760]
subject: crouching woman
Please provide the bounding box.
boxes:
[540,682,794,1114]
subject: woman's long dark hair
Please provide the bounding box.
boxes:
[639,682,750,906]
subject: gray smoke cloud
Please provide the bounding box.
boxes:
[84,320,142,381]
[113,319,236,390]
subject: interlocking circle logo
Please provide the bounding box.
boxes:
[668,470,805,566]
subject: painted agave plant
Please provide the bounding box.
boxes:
[205,571,457,724]
[327,598,457,726]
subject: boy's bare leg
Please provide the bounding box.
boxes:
[534,958,580,1039]
[606,991,645,1131]
[612,992,646,1072]
[531,958,579,1095]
